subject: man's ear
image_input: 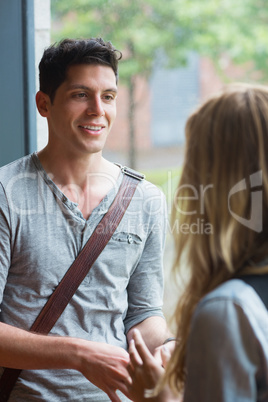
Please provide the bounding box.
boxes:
[36,91,51,117]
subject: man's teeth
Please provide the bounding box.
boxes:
[82,125,102,131]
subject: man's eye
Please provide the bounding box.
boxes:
[74,93,87,98]
[104,95,114,101]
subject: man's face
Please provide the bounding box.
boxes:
[46,63,117,157]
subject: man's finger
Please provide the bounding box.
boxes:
[106,390,121,402]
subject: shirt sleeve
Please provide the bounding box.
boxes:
[124,188,167,333]
[0,183,12,306]
[184,298,260,402]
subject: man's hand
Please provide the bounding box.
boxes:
[79,341,132,402]
[0,323,132,402]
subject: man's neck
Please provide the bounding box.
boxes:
[37,147,121,219]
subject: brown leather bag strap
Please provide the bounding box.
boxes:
[0,170,143,401]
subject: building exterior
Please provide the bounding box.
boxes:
[106,53,250,156]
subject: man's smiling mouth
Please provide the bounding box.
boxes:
[79,125,103,131]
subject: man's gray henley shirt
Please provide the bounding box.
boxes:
[0,153,167,401]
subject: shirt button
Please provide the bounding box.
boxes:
[127,235,133,244]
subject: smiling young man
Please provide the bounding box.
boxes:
[0,38,172,401]
[36,62,120,218]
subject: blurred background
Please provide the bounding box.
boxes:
[1,0,267,328]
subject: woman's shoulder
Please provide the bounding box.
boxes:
[201,278,266,307]
[193,278,268,340]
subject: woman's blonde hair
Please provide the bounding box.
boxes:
[164,83,268,394]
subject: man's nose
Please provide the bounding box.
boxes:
[86,97,104,116]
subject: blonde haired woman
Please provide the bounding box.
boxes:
[127,84,268,402]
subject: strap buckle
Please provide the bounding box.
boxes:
[115,163,145,181]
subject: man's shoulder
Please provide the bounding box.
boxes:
[117,163,166,202]
[0,153,35,185]
[131,175,166,207]
[140,178,166,201]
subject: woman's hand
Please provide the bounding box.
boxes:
[153,339,175,368]
[127,329,178,401]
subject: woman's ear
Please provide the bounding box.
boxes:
[36,91,51,117]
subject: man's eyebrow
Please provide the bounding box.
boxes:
[68,84,117,93]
